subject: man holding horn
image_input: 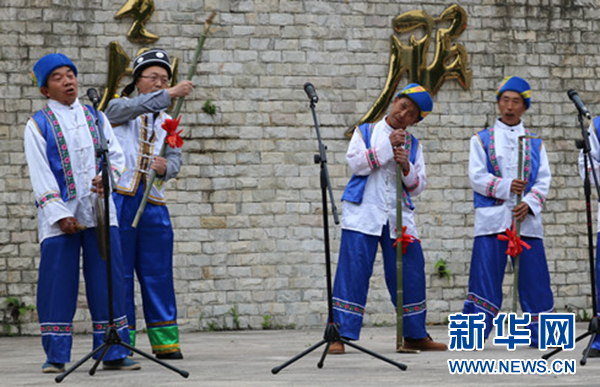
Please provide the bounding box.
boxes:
[104,48,193,360]
[462,76,554,348]
[329,84,447,354]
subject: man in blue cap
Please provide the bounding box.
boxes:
[24,53,140,372]
[329,84,447,354]
[462,76,554,347]
[578,102,600,357]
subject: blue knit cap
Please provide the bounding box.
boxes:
[32,53,78,89]
[496,76,531,109]
[397,83,433,121]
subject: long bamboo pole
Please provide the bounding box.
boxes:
[512,134,537,312]
[396,163,405,351]
[132,12,215,228]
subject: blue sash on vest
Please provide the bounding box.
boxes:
[341,122,418,210]
[592,116,600,139]
[473,127,541,208]
[31,104,102,204]
[591,116,600,203]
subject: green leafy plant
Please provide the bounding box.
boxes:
[202,100,217,115]
[262,315,272,330]
[3,297,35,336]
[207,321,222,332]
[565,304,591,322]
[205,313,229,331]
[205,305,241,331]
[261,315,296,330]
[229,305,241,330]
[435,258,451,283]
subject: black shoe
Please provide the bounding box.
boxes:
[587,348,600,358]
[102,358,141,370]
[156,351,183,360]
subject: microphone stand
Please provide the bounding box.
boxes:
[542,111,600,366]
[271,97,407,374]
[56,97,189,382]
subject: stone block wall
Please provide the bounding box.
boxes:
[1,0,599,334]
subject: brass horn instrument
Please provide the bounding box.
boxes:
[93,193,109,261]
[98,42,131,112]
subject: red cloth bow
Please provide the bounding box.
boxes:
[162,116,183,148]
[497,224,531,258]
[393,226,420,254]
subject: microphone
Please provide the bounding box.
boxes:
[87,88,100,106]
[567,89,592,120]
[304,82,318,103]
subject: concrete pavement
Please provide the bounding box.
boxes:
[1,324,598,386]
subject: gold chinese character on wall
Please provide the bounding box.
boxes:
[348,4,472,135]
[115,0,159,44]
[99,1,180,111]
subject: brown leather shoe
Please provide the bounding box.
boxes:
[403,335,447,351]
[327,341,345,354]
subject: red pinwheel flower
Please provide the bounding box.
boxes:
[497,222,531,258]
[393,226,420,254]
[162,116,183,148]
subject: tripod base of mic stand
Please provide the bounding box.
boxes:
[271,323,407,374]
[55,326,189,383]
[542,316,600,366]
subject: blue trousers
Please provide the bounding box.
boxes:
[332,224,427,341]
[113,185,179,354]
[37,228,130,363]
[592,235,600,350]
[462,235,554,347]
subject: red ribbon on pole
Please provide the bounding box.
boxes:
[497,223,531,258]
[393,226,420,254]
[131,117,183,228]
[163,117,183,148]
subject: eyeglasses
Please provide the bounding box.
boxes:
[138,75,170,85]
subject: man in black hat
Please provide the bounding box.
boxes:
[105,48,193,360]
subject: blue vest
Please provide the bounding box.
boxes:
[473,127,541,208]
[591,117,600,204]
[31,104,103,203]
[341,122,419,210]
[592,116,600,142]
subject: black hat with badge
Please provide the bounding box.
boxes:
[132,48,172,80]
[122,48,172,97]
